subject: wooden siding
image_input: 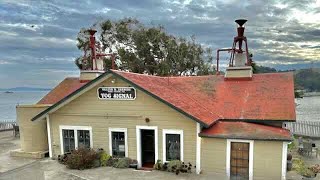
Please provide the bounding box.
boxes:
[16,105,50,152]
[201,138,226,176]
[49,75,197,165]
[253,141,282,179]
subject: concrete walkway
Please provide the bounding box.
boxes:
[1,131,319,180]
[0,131,36,173]
[0,131,227,180]
[0,159,229,180]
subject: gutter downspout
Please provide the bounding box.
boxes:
[46,115,52,158]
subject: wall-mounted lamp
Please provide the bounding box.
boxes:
[111,79,116,84]
[145,117,150,123]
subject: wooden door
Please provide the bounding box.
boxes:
[230,142,249,180]
[141,130,155,167]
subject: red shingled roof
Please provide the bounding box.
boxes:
[37,77,87,104]
[199,121,291,141]
[112,70,296,126]
[36,70,296,127]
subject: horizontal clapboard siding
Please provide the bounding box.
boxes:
[50,75,197,165]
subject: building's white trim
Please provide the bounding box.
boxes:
[226,139,254,180]
[162,129,184,162]
[46,115,52,158]
[136,126,158,168]
[59,125,93,154]
[196,123,201,174]
[108,128,128,157]
[282,142,288,180]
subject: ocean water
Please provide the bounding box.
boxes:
[0,91,319,122]
[0,91,48,122]
[296,96,320,121]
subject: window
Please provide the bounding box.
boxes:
[162,129,183,162]
[62,129,75,153]
[109,128,128,157]
[60,126,92,154]
[78,130,91,149]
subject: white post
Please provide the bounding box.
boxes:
[46,115,53,158]
[281,142,288,180]
[196,123,201,174]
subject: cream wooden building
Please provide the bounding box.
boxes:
[15,67,295,180]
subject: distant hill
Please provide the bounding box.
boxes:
[253,65,320,92]
[294,68,320,92]
[0,87,51,92]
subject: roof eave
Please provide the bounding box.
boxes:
[109,70,209,128]
[219,118,296,123]
[198,133,292,141]
[31,72,113,122]
[31,70,209,127]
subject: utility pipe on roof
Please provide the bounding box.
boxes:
[216,48,233,75]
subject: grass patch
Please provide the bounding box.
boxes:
[288,141,296,151]
[292,158,314,177]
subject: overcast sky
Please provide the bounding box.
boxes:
[0,0,320,88]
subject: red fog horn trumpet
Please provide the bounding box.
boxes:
[88,29,97,70]
[88,29,117,70]
[216,19,251,74]
[235,19,247,51]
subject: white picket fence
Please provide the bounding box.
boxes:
[284,120,320,138]
[0,120,17,132]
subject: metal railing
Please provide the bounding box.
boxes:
[284,120,320,138]
[0,120,17,132]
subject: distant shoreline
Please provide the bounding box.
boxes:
[0,90,50,92]
[303,92,320,97]
[0,87,51,92]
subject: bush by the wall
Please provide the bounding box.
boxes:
[154,160,193,175]
[57,153,69,164]
[154,160,162,170]
[99,151,111,167]
[167,160,182,172]
[65,148,98,170]
[113,157,131,168]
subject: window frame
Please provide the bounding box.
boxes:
[59,125,93,154]
[162,129,184,162]
[226,139,254,180]
[108,128,128,157]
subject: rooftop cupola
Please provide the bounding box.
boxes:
[216,19,253,80]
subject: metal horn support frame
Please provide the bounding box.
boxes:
[88,29,117,70]
[216,19,251,74]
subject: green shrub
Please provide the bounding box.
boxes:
[154,160,162,170]
[154,160,194,175]
[288,141,296,151]
[113,157,130,168]
[65,148,98,170]
[100,151,111,167]
[167,160,182,172]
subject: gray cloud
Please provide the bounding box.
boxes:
[0,0,319,88]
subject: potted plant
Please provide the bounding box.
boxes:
[287,153,293,171]
[129,159,138,169]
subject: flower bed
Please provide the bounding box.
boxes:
[57,148,137,170]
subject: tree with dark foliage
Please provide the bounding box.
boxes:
[75,18,215,76]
